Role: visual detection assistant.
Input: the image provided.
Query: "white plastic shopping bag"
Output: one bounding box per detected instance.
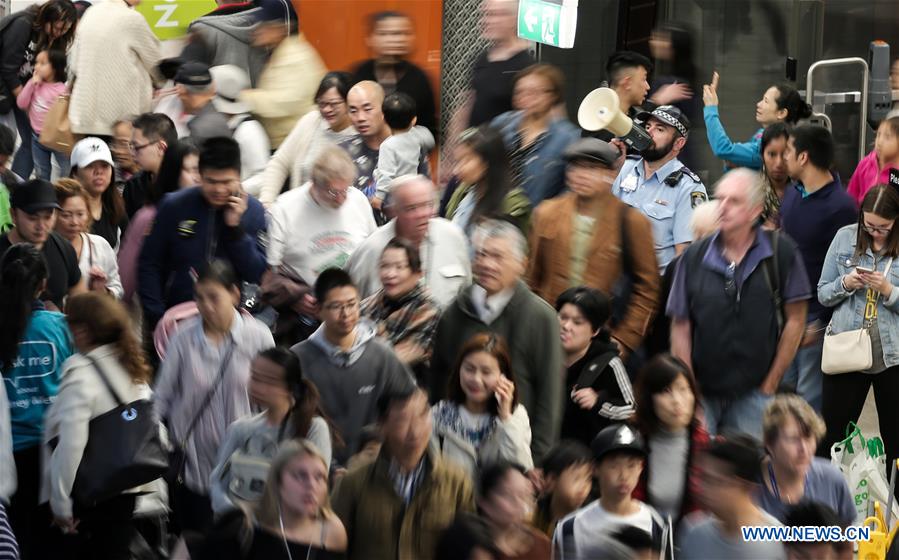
[830,422,899,524]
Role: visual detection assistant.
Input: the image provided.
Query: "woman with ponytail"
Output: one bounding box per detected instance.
[0,243,73,557]
[210,347,335,517]
[40,292,153,558]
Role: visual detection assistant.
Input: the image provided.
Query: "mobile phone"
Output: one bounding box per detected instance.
[856,266,874,274]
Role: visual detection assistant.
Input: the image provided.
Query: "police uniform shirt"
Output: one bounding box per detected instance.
[612,157,708,270]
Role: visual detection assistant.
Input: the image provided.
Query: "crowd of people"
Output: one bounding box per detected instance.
[1,0,899,559]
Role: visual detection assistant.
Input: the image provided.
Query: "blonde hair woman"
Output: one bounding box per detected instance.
[194,440,347,560]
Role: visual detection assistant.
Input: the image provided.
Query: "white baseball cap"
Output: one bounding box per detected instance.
[71,137,114,169]
[210,64,251,115]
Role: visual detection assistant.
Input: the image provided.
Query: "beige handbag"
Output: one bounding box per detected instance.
[38,93,74,155]
[821,258,892,374]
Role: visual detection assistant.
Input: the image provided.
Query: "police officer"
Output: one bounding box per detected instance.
[612,105,707,271]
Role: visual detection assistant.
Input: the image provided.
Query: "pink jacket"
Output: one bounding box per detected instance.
[16,80,66,134]
[117,205,156,303]
[847,150,899,205]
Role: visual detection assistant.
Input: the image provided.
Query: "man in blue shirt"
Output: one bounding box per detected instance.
[612,105,708,272]
[780,125,856,411]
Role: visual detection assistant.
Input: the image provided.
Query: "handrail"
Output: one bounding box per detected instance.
[805,57,869,163]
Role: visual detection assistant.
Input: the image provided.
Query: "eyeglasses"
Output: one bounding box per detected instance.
[724,261,737,298]
[323,301,358,315]
[129,140,158,154]
[317,100,345,111]
[863,223,893,235]
[325,187,349,200]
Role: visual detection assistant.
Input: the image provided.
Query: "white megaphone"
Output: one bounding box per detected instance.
[577,87,653,152]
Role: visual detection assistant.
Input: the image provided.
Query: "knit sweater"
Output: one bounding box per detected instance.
[68,0,161,136]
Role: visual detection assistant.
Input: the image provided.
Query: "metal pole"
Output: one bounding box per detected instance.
[805,57,869,163]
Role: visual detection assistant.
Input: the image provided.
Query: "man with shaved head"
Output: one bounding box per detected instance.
[346,174,471,307]
[339,81,428,218]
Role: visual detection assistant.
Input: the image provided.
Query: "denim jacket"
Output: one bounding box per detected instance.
[491,110,581,205]
[818,224,899,367]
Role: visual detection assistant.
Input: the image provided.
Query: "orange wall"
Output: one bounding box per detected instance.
[297,0,443,93]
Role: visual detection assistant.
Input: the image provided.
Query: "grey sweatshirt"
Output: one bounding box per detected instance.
[291,321,414,465]
[373,126,436,200]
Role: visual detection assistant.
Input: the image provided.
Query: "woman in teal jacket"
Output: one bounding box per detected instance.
[702,72,810,170]
[0,243,73,556]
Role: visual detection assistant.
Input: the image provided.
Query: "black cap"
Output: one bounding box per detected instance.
[11,179,61,214]
[635,105,691,137]
[562,138,619,166]
[174,61,212,87]
[591,424,646,463]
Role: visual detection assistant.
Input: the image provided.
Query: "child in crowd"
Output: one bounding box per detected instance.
[847,115,899,204]
[553,424,671,560]
[533,440,593,537]
[0,124,18,232]
[15,49,69,180]
[431,332,534,477]
[372,91,434,209]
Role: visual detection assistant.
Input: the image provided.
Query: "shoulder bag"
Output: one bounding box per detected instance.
[38,93,75,155]
[68,356,169,507]
[821,258,893,375]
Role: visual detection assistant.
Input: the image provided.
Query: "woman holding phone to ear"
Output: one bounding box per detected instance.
[431,333,534,477]
[818,183,899,469]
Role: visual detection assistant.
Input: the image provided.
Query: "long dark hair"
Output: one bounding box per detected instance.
[0,244,48,367]
[459,126,514,231]
[446,332,519,416]
[256,347,344,449]
[71,161,126,226]
[66,293,151,383]
[634,354,701,435]
[773,83,812,125]
[150,140,198,205]
[30,0,77,51]
[857,184,899,259]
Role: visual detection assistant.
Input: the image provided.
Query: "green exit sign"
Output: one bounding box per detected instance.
[517,0,578,49]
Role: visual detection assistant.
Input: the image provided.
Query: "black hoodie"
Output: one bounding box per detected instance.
[561,337,636,446]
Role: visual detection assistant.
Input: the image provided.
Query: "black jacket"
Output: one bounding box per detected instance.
[560,338,636,446]
[0,9,36,109]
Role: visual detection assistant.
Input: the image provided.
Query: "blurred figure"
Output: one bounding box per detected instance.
[209,348,332,517]
[533,441,593,537]
[0,244,73,557]
[759,122,790,229]
[703,75,811,170]
[352,10,437,136]
[154,260,275,533]
[445,126,531,238]
[756,395,854,525]
[783,503,852,560]
[491,63,580,206]
[592,51,653,145]
[121,112,178,219]
[779,125,856,411]
[477,462,551,559]
[360,238,440,379]
[632,354,709,525]
[331,387,475,560]
[69,137,127,250]
[847,115,899,205]
[346,174,471,307]
[118,140,199,306]
[431,333,533,477]
[40,293,154,558]
[669,168,810,439]
[68,0,161,137]
[53,179,123,298]
[250,72,356,206]
[110,119,140,185]
[372,92,435,210]
[0,0,77,179]
[210,64,270,183]
[290,269,414,466]
[529,138,659,356]
[180,0,268,87]
[555,287,635,446]
[679,436,785,560]
[431,220,562,461]
[175,62,232,148]
[435,514,499,560]
[0,124,19,233]
[195,440,347,560]
[0,179,86,309]
[239,0,327,149]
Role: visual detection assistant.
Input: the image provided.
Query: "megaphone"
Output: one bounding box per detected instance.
[578,88,653,152]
